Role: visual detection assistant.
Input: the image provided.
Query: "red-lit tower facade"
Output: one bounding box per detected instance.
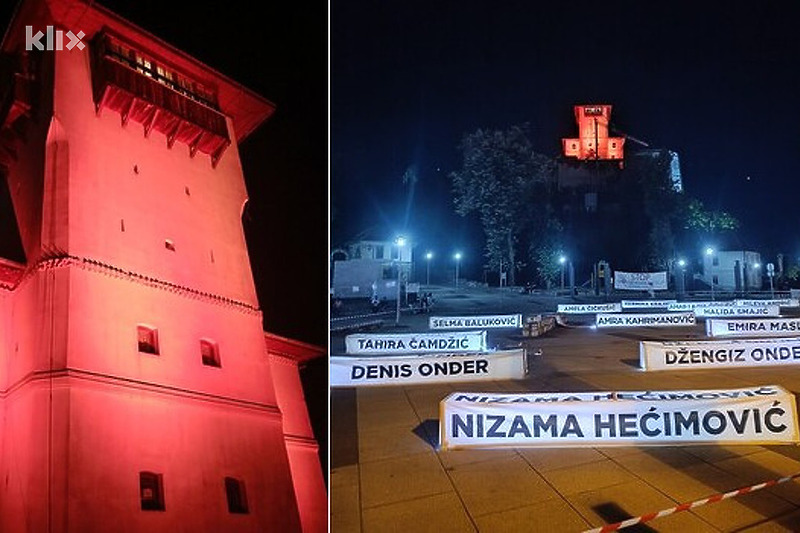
[0,0,326,531]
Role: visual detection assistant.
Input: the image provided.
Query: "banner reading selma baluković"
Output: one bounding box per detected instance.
[640,337,800,371]
[345,331,487,355]
[707,317,800,338]
[439,385,799,449]
[595,312,695,328]
[557,302,621,314]
[614,271,668,291]
[429,314,522,330]
[330,349,526,387]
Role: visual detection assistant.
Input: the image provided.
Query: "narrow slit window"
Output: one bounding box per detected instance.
[140,472,165,511]
[224,477,248,514]
[201,339,221,368]
[137,325,159,355]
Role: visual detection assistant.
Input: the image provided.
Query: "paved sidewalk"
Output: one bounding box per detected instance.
[331,288,800,532]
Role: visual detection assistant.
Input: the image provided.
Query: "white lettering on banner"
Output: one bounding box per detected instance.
[345,331,487,355]
[621,300,677,309]
[735,298,800,308]
[557,303,622,314]
[429,314,523,330]
[614,271,668,291]
[330,349,526,387]
[640,337,800,371]
[706,318,800,338]
[596,312,695,328]
[439,386,799,449]
[693,305,780,318]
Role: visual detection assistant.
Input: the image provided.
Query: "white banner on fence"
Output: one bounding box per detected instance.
[331,349,526,387]
[693,305,780,318]
[439,385,799,449]
[640,337,800,371]
[557,302,622,314]
[614,271,668,291]
[735,298,800,308]
[596,312,696,328]
[345,331,487,355]
[621,300,677,309]
[706,318,800,338]
[668,301,738,312]
[429,314,522,330]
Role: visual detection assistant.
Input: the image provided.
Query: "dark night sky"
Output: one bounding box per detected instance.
[0,0,328,348]
[332,2,800,278]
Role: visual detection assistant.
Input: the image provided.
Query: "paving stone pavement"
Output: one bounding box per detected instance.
[330,286,800,532]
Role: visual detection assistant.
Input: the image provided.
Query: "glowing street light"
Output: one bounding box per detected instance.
[454,252,462,288]
[395,236,406,326]
[559,255,567,290]
[425,251,433,286]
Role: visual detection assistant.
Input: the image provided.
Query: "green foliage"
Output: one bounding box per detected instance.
[450,124,556,285]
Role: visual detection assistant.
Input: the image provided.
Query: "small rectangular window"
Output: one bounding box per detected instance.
[140,472,165,511]
[137,325,159,355]
[200,339,221,368]
[224,477,248,514]
[712,257,719,266]
[712,275,719,285]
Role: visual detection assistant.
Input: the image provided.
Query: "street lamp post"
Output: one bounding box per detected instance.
[676,258,686,296]
[395,237,406,326]
[559,255,566,291]
[454,252,462,288]
[705,247,715,301]
[425,251,433,286]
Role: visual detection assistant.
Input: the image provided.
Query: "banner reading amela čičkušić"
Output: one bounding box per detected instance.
[439,385,799,449]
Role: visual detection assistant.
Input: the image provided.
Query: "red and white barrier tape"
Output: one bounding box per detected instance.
[583,472,800,533]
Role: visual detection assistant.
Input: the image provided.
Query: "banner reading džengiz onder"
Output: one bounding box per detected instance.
[439,386,799,449]
[330,349,526,387]
[640,337,800,371]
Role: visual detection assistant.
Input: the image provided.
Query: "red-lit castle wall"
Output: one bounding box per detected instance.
[0,0,325,531]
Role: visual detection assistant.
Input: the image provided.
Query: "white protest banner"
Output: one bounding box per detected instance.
[706,317,800,338]
[621,300,677,309]
[640,337,800,371]
[668,301,738,312]
[735,298,800,308]
[596,312,695,328]
[693,305,780,318]
[614,271,668,291]
[330,349,526,387]
[429,314,522,330]
[345,331,487,355]
[557,302,622,314]
[439,386,799,449]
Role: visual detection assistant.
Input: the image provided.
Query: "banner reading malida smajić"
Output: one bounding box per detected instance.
[439,386,799,449]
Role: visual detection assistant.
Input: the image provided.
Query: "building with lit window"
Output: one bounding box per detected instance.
[0,0,325,531]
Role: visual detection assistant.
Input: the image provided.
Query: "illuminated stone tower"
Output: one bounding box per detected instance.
[0,0,325,531]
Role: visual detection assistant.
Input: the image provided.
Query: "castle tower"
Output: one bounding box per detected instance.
[0,0,325,531]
